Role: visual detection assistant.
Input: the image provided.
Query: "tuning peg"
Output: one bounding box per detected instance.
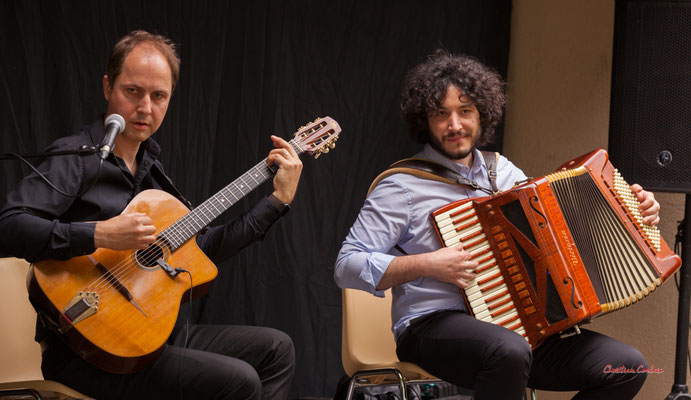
[322,147,330,153]
[328,143,336,149]
[314,152,321,159]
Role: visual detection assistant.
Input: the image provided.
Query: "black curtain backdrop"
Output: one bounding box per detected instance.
[0,1,511,397]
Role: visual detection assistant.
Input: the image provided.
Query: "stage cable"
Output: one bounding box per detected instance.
[176,268,192,400]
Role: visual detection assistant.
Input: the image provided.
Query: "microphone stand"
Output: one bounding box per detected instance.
[0,145,100,161]
[666,194,691,400]
[1,146,103,198]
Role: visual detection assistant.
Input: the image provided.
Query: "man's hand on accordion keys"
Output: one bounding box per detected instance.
[631,184,660,226]
[426,244,479,289]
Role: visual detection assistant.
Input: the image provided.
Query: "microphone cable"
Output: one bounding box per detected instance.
[2,149,105,198]
[2,113,124,198]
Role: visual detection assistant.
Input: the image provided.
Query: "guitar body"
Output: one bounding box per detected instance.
[29,189,218,373]
[25,116,341,374]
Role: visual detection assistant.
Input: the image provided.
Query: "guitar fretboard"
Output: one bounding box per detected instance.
[159,140,301,250]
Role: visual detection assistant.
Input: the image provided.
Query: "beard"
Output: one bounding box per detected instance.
[428,128,480,161]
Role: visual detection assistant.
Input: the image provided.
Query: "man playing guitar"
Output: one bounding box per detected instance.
[0,30,301,400]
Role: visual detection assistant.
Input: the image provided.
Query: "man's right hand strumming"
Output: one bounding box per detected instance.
[94,212,156,250]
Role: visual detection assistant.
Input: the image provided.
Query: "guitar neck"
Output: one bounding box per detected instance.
[160,140,301,250]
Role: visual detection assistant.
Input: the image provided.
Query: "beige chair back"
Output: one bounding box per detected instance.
[341,288,434,381]
[341,288,398,373]
[0,257,92,399]
[0,257,43,382]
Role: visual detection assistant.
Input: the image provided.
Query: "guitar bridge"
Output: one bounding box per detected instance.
[62,291,99,326]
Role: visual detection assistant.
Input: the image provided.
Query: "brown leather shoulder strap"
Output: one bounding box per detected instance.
[478,151,499,194]
[367,157,494,196]
[366,158,459,196]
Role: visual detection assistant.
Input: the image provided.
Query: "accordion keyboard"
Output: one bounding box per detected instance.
[433,200,529,341]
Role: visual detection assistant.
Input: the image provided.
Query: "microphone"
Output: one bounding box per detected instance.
[98,114,126,160]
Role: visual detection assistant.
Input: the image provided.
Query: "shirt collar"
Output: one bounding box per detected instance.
[418,144,487,178]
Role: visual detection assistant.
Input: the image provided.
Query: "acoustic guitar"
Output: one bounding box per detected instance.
[27,117,341,374]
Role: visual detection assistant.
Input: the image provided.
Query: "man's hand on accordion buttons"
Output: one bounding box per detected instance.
[631,184,660,226]
[427,245,479,289]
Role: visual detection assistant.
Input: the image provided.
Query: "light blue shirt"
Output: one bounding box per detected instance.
[334,144,527,340]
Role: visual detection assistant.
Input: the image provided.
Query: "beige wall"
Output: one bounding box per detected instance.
[504,0,687,399]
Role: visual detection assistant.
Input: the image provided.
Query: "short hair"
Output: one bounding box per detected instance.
[106,30,181,90]
[400,49,506,146]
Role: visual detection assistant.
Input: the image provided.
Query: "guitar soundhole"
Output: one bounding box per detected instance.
[135,243,166,269]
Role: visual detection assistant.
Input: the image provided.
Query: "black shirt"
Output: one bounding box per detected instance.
[0,116,285,264]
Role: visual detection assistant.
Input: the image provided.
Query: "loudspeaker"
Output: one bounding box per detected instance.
[609,0,691,193]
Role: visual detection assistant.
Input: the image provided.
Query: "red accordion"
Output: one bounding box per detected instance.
[431,149,681,349]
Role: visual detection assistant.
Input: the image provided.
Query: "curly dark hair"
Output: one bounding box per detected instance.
[400,49,506,146]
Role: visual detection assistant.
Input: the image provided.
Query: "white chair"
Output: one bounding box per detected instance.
[0,257,90,399]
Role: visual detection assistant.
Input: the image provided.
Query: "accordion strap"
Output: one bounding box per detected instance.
[478,150,499,194]
[366,151,498,196]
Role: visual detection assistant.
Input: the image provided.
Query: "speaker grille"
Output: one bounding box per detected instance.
[609,0,691,193]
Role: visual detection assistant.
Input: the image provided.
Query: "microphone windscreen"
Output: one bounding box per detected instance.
[105,114,126,133]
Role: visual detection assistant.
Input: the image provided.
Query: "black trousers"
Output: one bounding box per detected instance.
[41,324,295,400]
[396,310,647,400]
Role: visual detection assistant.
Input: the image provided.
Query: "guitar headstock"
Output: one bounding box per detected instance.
[291,117,341,159]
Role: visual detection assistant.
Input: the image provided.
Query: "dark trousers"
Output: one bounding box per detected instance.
[41,324,295,400]
[396,310,647,400]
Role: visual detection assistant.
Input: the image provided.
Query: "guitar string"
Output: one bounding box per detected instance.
[85,160,273,295]
[84,137,304,294]
[84,138,307,297]
[87,137,305,292]
[84,163,269,298]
